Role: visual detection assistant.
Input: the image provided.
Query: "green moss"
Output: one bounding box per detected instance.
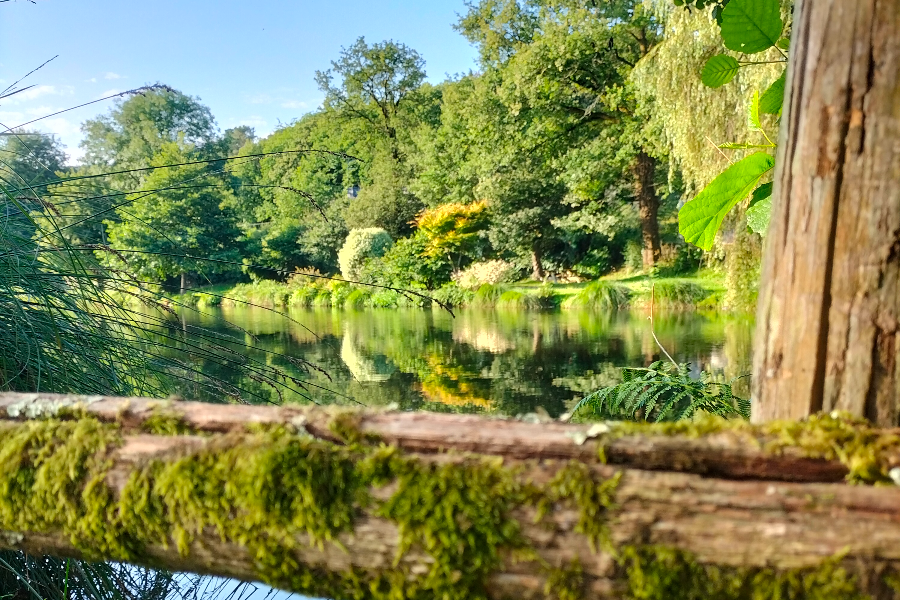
[540,462,621,552]
[140,407,195,436]
[327,410,382,445]
[0,419,123,558]
[621,545,870,600]
[2,415,895,600]
[761,412,900,485]
[377,455,532,600]
[597,412,900,485]
[544,559,585,600]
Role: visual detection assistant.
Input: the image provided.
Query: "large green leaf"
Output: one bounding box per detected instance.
[720,0,783,54]
[759,71,786,114]
[701,55,740,88]
[679,152,775,250]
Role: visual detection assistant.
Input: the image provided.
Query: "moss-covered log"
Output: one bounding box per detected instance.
[2,393,900,599]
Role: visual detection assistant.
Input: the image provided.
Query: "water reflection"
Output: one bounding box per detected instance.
[172,307,755,416]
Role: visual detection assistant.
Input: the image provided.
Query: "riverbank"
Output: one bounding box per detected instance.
[170,270,727,311]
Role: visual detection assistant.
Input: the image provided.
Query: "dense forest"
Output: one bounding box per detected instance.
[3,0,785,311]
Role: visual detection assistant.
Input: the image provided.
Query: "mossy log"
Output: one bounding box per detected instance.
[2,393,900,599]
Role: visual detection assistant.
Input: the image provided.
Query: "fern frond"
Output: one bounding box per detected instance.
[573,362,751,423]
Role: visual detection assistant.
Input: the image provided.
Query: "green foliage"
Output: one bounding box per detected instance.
[701,55,741,88]
[679,152,774,250]
[719,0,783,54]
[759,71,786,115]
[640,281,709,307]
[622,545,869,600]
[80,87,216,182]
[746,181,773,235]
[677,0,787,251]
[564,281,630,311]
[337,228,393,281]
[573,361,750,422]
[471,283,508,306]
[105,143,243,282]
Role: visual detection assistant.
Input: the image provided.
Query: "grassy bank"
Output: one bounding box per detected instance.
[170,270,726,311]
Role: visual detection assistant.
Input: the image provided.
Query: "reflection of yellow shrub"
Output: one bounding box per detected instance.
[419,381,492,408]
[417,354,493,408]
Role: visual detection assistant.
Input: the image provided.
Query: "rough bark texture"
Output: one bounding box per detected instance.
[3,393,900,599]
[753,0,900,425]
[634,151,661,269]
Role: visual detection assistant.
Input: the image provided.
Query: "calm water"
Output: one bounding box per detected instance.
[173,307,755,415]
[148,306,754,599]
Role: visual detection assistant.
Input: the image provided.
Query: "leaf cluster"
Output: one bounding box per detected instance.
[573,361,750,422]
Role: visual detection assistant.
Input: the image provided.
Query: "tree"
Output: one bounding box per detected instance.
[458,0,668,269]
[316,38,433,237]
[80,87,217,179]
[0,132,67,243]
[316,37,426,161]
[228,111,359,275]
[753,0,900,426]
[106,143,242,292]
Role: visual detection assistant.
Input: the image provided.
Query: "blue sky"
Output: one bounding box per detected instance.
[0,0,479,162]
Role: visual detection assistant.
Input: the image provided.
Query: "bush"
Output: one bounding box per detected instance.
[637,281,708,308]
[338,228,393,281]
[470,283,508,306]
[573,246,612,278]
[344,287,371,309]
[564,281,630,310]
[452,260,518,289]
[496,290,542,309]
[365,234,451,289]
[430,283,474,308]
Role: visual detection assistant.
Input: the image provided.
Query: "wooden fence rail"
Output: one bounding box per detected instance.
[1,392,900,599]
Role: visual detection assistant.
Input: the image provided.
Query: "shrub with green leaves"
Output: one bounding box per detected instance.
[573,361,750,422]
[337,227,393,281]
[680,0,789,249]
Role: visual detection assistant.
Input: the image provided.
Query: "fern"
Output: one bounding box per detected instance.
[572,361,750,423]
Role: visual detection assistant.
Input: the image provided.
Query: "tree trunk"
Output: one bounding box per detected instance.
[634,151,661,269]
[531,243,545,280]
[753,0,900,425]
[3,393,900,599]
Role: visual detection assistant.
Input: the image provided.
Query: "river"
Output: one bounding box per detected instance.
[171,306,755,416]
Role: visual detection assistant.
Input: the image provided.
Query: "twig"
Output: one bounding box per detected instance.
[649,283,678,367]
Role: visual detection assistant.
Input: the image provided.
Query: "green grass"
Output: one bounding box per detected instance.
[175,269,726,313]
[563,281,631,310]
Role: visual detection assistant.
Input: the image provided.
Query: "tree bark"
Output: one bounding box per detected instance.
[531,243,545,280]
[753,0,900,425]
[634,151,661,269]
[3,393,900,599]
[179,272,196,295]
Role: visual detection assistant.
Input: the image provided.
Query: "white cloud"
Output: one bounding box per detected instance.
[2,84,73,104]
[104,72,122,80]
[0,110,26,124]
[85,77,98,83]
[248,94,272,105]
[281,100,308,109]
